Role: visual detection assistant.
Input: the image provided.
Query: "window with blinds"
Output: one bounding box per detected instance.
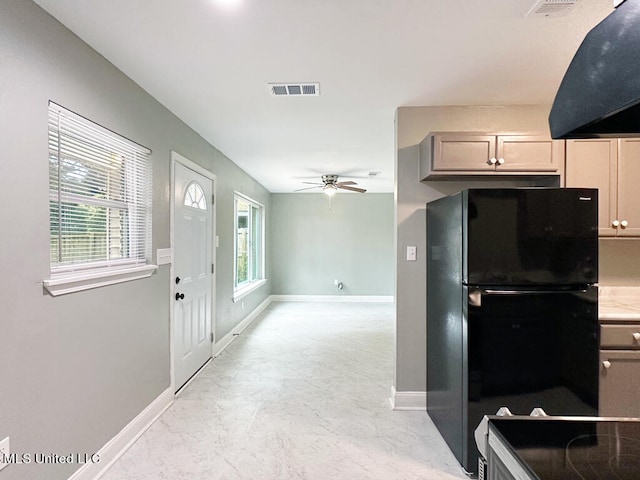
[48,102,152,274]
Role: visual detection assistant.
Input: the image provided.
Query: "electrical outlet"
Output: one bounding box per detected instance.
[0,437,10,471]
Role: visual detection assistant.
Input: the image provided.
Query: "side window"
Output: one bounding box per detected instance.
[234,193,264,292]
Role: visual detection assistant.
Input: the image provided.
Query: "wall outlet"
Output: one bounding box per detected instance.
[0,437,10,471]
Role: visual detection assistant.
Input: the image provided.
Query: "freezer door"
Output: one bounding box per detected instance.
[464,188,598,285]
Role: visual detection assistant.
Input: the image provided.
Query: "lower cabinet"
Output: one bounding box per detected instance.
[599,348,640,417]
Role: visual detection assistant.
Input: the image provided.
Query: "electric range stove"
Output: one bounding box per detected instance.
[475,416,640,480]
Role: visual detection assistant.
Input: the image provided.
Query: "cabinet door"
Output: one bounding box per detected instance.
[565,139,618,237]
[616,139,640,237]
[432,133,496,171]
[496,135,563,172]
[599,350,640,417]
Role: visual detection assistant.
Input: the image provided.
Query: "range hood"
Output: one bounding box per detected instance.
[549,0,640,138]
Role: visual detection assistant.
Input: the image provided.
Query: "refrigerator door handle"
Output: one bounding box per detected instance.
[481,288,589,295]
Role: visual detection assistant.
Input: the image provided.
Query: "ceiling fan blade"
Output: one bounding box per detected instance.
[336,181,357,186]
[301,181,324,185]
[294,186,323,192]
[338,185,367,193]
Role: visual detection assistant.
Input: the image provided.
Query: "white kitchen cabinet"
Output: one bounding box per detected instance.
[566,138,640,237]
[599,316,640,417]
[616,139,640,236]
[599,349,640,417]
[419,132,564,180]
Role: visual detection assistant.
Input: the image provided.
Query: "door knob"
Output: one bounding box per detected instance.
[613,220,620,227]
[175,292,185,301]
[488,157,497,165]
[497,158,505,165]
[621,220,629,228]
[633,332,640,341]
[602,360,612,369]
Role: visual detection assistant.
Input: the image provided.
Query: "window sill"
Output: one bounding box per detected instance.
[44,264,158,296]
[233,278,267,303]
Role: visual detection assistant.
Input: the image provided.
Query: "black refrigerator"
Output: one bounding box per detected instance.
[426,188,599,476]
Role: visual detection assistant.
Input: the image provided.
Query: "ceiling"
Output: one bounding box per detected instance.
[33,0,614,193]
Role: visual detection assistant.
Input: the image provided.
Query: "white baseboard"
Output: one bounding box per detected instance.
[389,386,426,411]
[68,387,173,480]
[270,295,394,303]
[212,295,273,357]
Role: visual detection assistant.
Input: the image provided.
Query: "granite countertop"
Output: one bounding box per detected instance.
[599,286,640,321]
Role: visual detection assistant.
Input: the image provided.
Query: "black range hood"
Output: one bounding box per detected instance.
[549,0,640,139]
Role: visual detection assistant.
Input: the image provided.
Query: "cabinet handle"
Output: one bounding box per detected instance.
[633,332,640,341]
[488,157,497,165]
[612,220,620,228]
[621,220,629,228]
[497,158,505,165]
[602,360,612,369]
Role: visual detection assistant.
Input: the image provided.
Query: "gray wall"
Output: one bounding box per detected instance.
[394,105,559,392]
[0,2,269,480]
[270,193,394,296]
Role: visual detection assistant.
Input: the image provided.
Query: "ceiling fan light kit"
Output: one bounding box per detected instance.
[323,184,338,197]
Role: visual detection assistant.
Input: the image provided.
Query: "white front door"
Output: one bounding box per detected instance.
[173,158,214,391]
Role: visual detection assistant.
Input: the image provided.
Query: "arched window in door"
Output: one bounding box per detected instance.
[184,181,207,210]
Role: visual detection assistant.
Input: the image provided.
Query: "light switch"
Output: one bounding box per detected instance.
[157,248,173,265]
[406,245,417,261]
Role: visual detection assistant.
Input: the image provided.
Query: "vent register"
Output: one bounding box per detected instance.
[523,0,583,17]
[268,83,320,96]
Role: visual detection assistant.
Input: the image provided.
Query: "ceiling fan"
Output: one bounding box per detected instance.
[295,174,367,196]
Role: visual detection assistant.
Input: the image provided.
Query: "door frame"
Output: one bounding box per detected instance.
[170,151,217,394]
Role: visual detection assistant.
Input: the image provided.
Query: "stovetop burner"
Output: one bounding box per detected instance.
[487,418,640,480]
[565,431,640,480]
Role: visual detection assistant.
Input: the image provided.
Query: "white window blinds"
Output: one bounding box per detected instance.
[48,102,152,273]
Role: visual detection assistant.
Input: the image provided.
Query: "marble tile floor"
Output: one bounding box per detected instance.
[101,301,467,480]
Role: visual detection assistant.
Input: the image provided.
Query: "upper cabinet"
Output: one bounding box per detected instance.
[419,132,565,180]
[566,139,640,237]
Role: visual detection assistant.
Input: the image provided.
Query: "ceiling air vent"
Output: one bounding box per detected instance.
[522,0,583,17]
[268,83,320,96]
